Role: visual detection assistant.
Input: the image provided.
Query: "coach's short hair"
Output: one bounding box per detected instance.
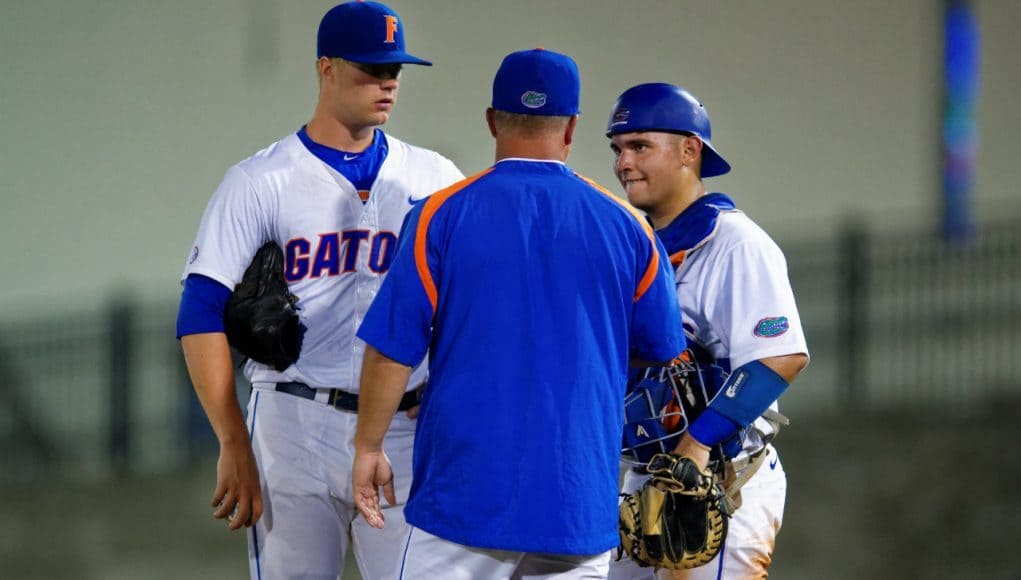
[491,110,572,137]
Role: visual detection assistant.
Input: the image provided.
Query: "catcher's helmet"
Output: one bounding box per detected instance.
[622,352,715,465]
[606,83,731,178]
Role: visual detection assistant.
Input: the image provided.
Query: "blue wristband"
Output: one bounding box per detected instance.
[688,360,790,446]
[687,408,740,447]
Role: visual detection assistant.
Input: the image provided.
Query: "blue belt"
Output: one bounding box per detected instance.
[274,382,420,413]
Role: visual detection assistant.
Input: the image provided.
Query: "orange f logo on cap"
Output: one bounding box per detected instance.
[384,15,398,43]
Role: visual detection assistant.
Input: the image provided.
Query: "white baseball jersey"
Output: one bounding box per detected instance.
[182,131,464,391]
[678,209,807,370]
[676,209,808,455]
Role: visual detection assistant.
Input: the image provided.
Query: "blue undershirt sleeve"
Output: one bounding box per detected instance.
[176,274,233,339]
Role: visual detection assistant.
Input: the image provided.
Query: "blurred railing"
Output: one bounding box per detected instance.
[1,216,1019,485]
[784,214,1021,416]
[0,296,212,485]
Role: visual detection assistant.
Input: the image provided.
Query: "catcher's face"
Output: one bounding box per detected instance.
[611,132,703,221]
[322,57,401,130]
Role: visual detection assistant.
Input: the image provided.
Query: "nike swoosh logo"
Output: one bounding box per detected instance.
[343,154,359,161]
[769,458,779,470]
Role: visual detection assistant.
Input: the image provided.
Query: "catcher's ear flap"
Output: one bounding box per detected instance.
[622,419,670,463]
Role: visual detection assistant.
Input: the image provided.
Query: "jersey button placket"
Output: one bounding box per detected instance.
[351,198,378,386]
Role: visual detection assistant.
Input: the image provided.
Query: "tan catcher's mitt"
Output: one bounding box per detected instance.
[619,453,732,570]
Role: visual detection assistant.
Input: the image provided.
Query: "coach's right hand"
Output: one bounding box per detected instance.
[353,450,396,529]
[212,439,264,530]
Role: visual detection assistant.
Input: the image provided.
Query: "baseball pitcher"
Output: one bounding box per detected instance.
[176,3,463,578]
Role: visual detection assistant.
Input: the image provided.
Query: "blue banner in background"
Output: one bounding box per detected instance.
[942,0,980,244]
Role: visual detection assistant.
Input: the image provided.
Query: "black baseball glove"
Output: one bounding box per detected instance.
[618,453,731,570]
[223,242,305,371]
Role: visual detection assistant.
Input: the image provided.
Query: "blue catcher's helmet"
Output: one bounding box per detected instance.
[606,83,731,178]
[622,347,743,465]
[622,365,690,465]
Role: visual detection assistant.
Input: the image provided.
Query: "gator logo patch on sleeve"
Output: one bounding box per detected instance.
[754,316,789,338]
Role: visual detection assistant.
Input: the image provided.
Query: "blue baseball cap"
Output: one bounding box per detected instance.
[491,48,580,116]
[317,1,431,66]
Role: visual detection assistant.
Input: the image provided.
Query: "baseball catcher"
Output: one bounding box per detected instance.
[607,81,808,579]
[223,241,305,371]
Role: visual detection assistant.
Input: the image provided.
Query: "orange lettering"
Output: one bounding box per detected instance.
[384,15,398,43]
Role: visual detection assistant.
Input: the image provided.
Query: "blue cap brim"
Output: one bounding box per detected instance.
[345,51,432,66]
[701,140,731,178]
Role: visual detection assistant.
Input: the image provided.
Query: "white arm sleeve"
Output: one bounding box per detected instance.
[707,238,809,370]
[181,165,272,289]
[443,157,466,184]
